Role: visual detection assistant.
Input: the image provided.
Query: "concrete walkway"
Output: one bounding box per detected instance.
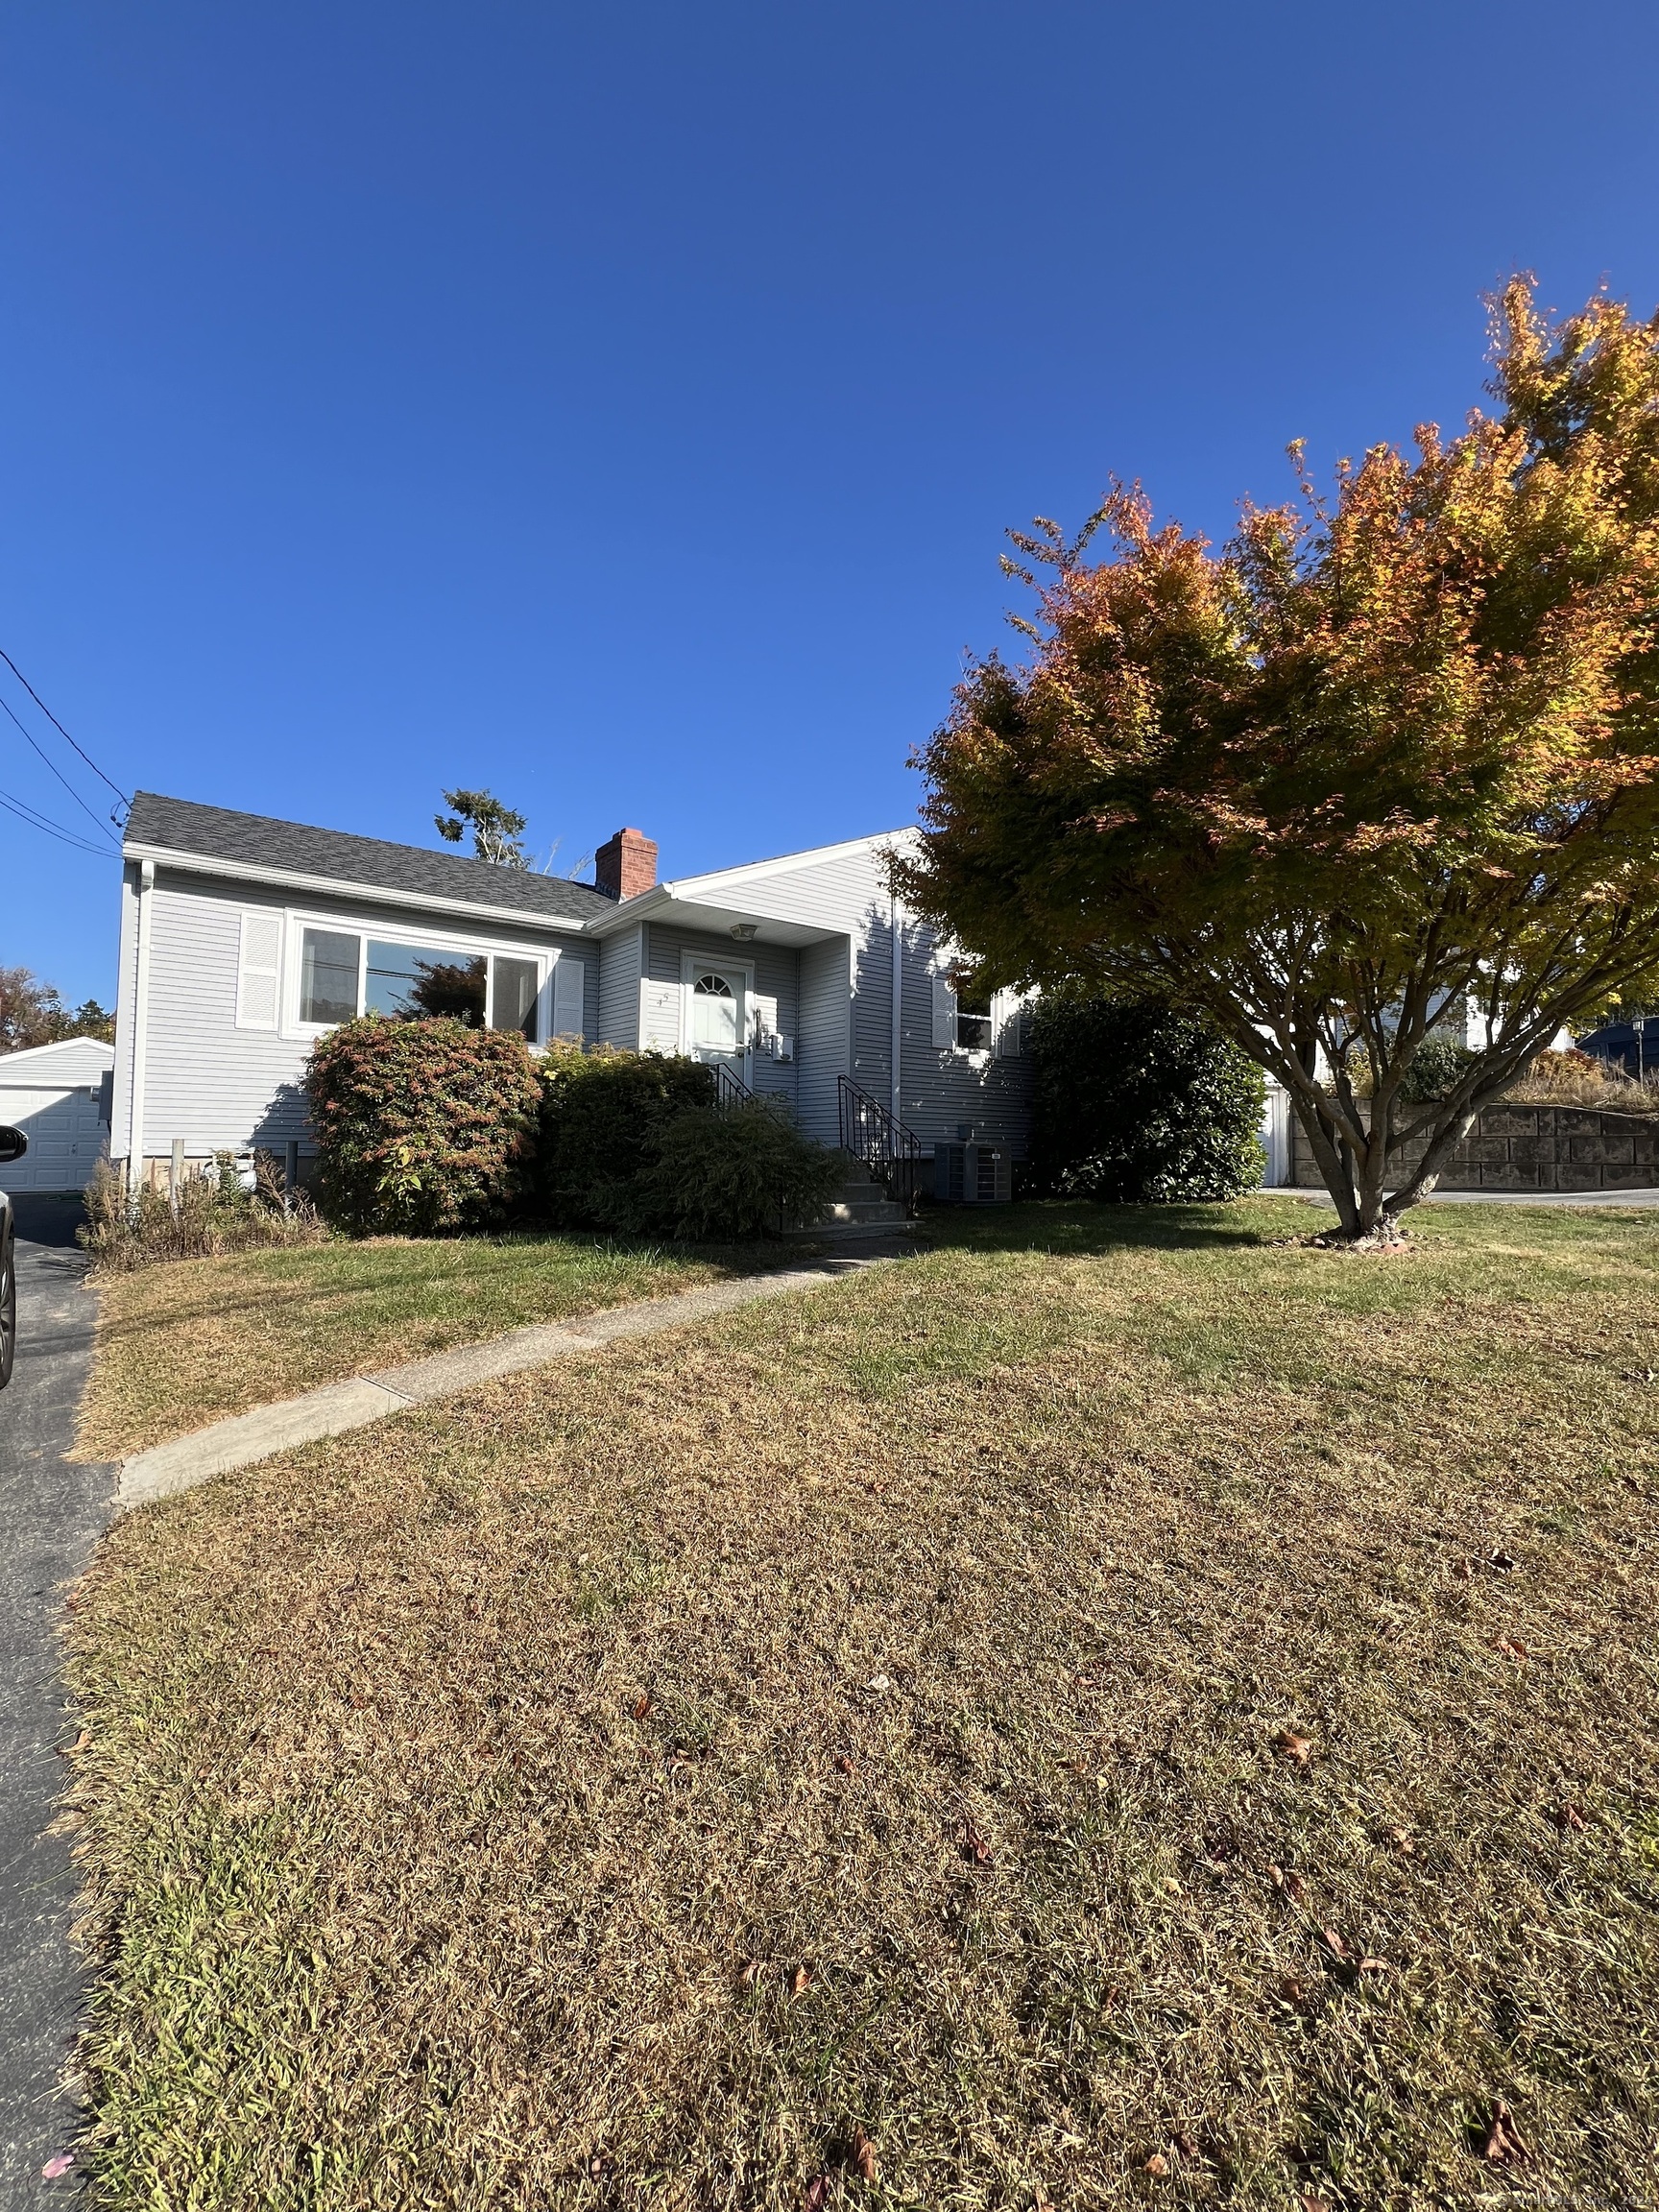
[1,1201,111,2207]
[116,1240,913,1510]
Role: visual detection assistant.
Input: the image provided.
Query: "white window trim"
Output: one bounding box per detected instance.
[281,907,558,1046]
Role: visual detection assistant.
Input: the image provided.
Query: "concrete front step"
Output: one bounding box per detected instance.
[824,1198,907,1225]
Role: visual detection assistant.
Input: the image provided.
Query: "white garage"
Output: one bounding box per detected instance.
[0,1035,115,1194]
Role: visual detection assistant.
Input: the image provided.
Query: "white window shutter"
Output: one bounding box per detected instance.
[994,990,1027,1056]
[551,954,586,1041]
[236,911,282,1030]
[931,971,957,1049]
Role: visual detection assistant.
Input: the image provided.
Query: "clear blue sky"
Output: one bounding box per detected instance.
[4,1,1658,1006]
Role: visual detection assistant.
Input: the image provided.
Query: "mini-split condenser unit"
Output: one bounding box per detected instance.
[932,1141,1012,1205]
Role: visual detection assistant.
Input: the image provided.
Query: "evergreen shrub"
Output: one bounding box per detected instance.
[305,1017,541,1234]
[536,1046,717,1226]
[1029,995,1264,1202]
[1398,1034,1479,1103]
[607,1097,845,1239]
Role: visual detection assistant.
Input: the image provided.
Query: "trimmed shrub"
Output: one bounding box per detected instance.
[604,1097,844,1239]
[1399,1033,1479,1103]
[305,1017,541,1235]
[1029,995,1264,1202]
[535,1046,717,1227]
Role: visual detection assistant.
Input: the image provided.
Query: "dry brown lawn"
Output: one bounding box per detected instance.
[75,1232,749,1458]
[63,1199,1659,2208]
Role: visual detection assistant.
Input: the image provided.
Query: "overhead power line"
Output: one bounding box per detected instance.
[0,643,131,807]
[0,694,119,845]
[0,784,116,858]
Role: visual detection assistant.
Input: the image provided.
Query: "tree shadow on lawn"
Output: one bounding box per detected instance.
[916,1193,1320,1259]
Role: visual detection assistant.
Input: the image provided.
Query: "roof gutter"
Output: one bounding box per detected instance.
[122,842,596,937]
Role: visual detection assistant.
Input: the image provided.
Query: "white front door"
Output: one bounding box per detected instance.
[685,962,749,1073]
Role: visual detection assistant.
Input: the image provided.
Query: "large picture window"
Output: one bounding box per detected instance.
[366,940,487,1025]
[300,929,361,1025]
[297,926,543,1039]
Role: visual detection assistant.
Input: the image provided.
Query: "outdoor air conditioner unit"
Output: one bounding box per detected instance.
[932,1141,1012,1205]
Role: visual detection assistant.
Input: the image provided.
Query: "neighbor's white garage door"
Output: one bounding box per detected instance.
[0,1079,108,1193]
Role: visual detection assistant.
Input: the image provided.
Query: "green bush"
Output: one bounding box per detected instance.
[1028,995,1264,1202]
[536,1046,717,1227]
[305,1017,541,1235]
[1399,1033,1479,1103]
[603,1097,845,1239]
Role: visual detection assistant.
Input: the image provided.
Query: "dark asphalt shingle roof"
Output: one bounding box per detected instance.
[124,792,615,926]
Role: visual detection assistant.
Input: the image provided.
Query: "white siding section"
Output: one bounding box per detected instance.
[797,937,852,1144]
[129,868,595,1161]
[109,862,141,1163]
[894,909,1031,1156]
[596,923,643,1048]
[640,924,799,1108]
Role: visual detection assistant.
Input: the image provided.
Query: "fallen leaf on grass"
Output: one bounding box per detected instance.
[1275,1731,1315,1768]
[959,1819,995,1869]
[735,1959,759,1988]
[1268,1863,1307,1903]
[789,1964,813,1996]
[1385,1824,1415,1856]
[1300,2194,1331,2212]
[833,1754,854,1774]
[1492,1636,1528,1663]
[632,1695,653,1719]
[1550,1801,1587,1833]
[1482,2099,1530,2164]
[851,2126,878,2182]
[804,2178,829,2210]
[1319,1927,1350,1961]
[864,1674,891,1694]
[1170,2128,1201,2158]
[41,2154,73,2180]
[1142,2152,1169,2176]
[1356,1956,1390,1973]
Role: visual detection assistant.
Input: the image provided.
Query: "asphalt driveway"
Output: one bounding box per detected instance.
[1,1200,111,2206]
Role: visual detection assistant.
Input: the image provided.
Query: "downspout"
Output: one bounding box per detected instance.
[889,894,903,1125]
[127,857,155,1190]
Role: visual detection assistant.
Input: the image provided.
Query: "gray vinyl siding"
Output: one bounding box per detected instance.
[110,862,141,1160]
[894,908,1031,1157]
[596,923,643,1049]
[128,867,595,1161]
[639,924,799,1109]
[690,842,1033,1157]
[796,937,852,1144]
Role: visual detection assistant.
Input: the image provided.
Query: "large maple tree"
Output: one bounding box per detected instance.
[895,281,1659,1238]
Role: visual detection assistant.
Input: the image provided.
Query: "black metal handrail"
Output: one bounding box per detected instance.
[837,1075,924,1213]
[711,1061,756,1111]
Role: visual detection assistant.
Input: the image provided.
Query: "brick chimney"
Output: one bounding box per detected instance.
[594,826,658,902]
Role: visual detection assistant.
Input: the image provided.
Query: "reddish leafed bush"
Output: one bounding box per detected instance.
[305,1017,541,1234]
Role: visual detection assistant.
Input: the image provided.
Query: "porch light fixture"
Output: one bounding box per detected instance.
[729,922,759,941]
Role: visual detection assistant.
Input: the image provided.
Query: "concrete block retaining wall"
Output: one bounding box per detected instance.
[1289,1103,1659,1192]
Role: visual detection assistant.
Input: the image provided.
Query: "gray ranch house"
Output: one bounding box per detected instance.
[111,793,1032,1191]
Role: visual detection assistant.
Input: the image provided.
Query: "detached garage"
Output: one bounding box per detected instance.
[0,1035,114,1194]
